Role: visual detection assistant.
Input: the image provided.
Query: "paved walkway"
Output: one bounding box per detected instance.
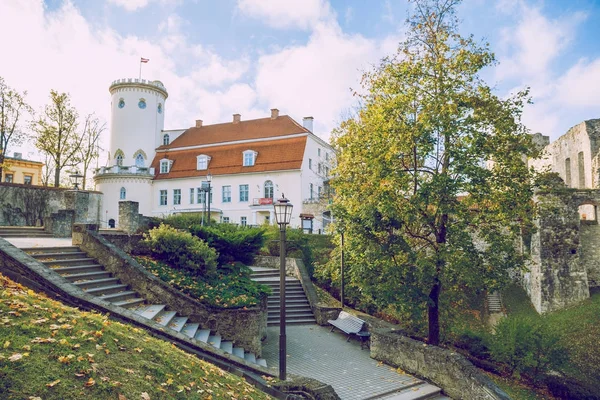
[4,237,73,248]
[262,325,425,400]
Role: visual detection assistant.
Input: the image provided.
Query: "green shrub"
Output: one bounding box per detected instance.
[455,329,490,360]
[162,215,266,266]
[143,224,218,277]
[487,314,568,384]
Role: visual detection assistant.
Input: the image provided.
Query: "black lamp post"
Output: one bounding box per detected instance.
[69,171,83,190]
[339,225,345,309]
[273,194,293,381]
[206,172,212,225]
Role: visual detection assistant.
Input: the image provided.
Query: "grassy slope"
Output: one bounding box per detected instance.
[0,273,273,400]
[502,284,600,389]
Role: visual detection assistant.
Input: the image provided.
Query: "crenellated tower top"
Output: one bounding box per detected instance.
[109,78,168,99]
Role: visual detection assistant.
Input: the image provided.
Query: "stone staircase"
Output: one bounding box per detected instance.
[22,245,267,367]
[487,291,503,313]
[0,226,52,238]
[251,267,315,326]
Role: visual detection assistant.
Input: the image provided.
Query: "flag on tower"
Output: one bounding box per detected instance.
[140,57,149,63]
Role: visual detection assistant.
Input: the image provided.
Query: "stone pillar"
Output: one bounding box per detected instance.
[530,192,590,313]
[45,210,75,238]
[118,201,140,234]
[72,223,99,246]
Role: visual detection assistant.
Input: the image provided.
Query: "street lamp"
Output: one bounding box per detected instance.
[273,194,293,381]
[206,172,212,225]
[338,224,345,309]
[69,171,83,190]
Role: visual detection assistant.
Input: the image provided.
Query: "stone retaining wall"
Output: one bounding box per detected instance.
[73,224,267,354]
[370,329,510,400]
[254,256,341,325]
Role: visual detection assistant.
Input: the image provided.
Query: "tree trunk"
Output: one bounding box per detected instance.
[53,164,60,187]
[428,278,441,345]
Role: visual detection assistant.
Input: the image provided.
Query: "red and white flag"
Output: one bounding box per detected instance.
[140,57,149,63]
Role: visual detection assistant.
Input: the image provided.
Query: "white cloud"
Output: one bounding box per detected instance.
[554,58,600,107]
[236,0,334,30]
[107,0,150,12]
[254,22,398,138]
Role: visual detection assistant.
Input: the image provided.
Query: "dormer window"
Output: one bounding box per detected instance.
[243,150,257,167]
[160,158,172,174]
[163,134,170,146]
[196,154,211,170]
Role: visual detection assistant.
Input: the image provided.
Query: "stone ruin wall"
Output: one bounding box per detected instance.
[0,182,102,227]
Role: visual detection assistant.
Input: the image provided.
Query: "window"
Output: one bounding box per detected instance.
[243,150,257,166]
[318,148,321,157]
[159,190,167,206]
[578,151,585,188]
[120,187,126,200]
[173,189,181,205]
[222,216,230,224]
[325,152,329,161]
[157,103,162,114]
[138,98,146,109]
[565,158,572,187]
[160,159,171,174]
[23,175,32,185]
[5,174,13,183]
[118,98,125,109]
[135,153,145,167]
[318,186,322,199]
[190,188,195,204]
[310,183,314,200]
[309,158,312,170]
[196,155,210,170]
[264,180,274,199]
[239,184,249,202]
[318,163,322,174]
[241,216,247,226]
[222,185,231,203]
[197,187,205,204]
[163,134,170,145]
[116,154,123,166]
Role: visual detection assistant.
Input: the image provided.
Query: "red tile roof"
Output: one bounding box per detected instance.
[151,136,307,180]
[158,115,309,150]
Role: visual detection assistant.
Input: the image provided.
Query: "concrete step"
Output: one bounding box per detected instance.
[85,284,129,296]
[41,258,98,267]
[256,358,267,367]
[208,334,221,349]
[113,297,145,308]
[268,303,311,311]
[50,264,105,275]
[268,311,315,319]
[134,304,166,320]
[0,232,53,238]
[73,277,120,289]
[168,316,188,332]
[154,310,177,326]
[232,347,244,358]
[382,383,442,400]
[22,246,81,254]
[220,341,233,354]
[99,290,138,303]
[195,329,211,343]
[62,270,112,282]
[181,323,200,338]
[28,251,87,260]
[244,352,256,364]
[268,318,316,326]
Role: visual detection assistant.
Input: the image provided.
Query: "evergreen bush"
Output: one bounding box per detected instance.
[143,224,218,277]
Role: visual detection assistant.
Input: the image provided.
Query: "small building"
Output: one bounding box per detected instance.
[1,153,43,185]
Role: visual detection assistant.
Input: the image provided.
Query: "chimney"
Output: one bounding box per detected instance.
[195,119,203,128]
[271,108,279,119]
[233,114,241,124]
[302,116,314,132]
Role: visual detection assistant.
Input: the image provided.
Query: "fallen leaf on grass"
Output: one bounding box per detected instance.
[46,379,61,387]
[3,341,10,349]
[118,395,127,400]
[141,392,150,400]
[84,377,96,387]
[9,353,23,362]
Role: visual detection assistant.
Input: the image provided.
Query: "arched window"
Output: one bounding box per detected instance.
[264,180,274,199]
[116,154,123,166]
[135,153,145,167]
[163,134,170,146]
[120,187,126,200]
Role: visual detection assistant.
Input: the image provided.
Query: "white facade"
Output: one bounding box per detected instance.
[95,78,334,231]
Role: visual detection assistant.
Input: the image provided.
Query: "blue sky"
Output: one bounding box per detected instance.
[1,0,599,160]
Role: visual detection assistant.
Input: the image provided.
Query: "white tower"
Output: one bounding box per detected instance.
[94,78,168,227]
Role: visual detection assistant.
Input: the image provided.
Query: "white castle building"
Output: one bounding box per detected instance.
[94,78,334,231]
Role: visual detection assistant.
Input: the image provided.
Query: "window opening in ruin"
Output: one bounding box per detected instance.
[565,158,571,187]
[578,151,585,188]
[578,204,597,223]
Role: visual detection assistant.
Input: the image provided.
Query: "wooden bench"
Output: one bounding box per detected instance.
[328,311,370,347]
